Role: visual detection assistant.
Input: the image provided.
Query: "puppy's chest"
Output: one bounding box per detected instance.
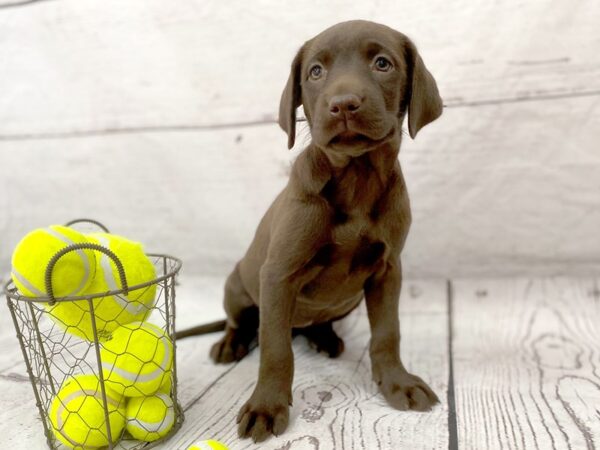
[319,172,393,272]
[331,215,387,273]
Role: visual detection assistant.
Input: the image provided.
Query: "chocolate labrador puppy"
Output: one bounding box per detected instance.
[210,19,443,442]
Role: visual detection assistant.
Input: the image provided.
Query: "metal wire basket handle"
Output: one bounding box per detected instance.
[45,243,129,305]
[64,218,111,233]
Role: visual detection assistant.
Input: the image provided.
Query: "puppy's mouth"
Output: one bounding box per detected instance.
[327,128,395,151]
[330,131,373,146]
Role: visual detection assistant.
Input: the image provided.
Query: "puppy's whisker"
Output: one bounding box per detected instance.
[299,124,312,149]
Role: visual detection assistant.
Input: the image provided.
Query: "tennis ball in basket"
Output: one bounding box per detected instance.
[49,374,126,449]
[126,393,175,442]
[10,225,96,298]
[48,233,157,341]
[101,321,173,397]
[187,440,229,450]
[158,372,172,394]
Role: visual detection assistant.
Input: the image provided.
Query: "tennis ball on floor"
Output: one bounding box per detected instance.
[49,374,125,449]
[11,225,96,298]
[126,393,175,442]
[48,233,157,341]
[101,322,173,397]
[187,440,229,450]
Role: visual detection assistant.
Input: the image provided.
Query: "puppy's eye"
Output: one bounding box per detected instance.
[373,56,393,72]
[309,64,323,80]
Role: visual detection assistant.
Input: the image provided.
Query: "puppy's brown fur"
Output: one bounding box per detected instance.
[210,20,443,442]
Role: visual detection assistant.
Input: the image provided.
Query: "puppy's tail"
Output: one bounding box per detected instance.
[175,319,227,340]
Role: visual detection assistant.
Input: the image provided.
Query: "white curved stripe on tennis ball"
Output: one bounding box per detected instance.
[11,227,92,297]
[102,323,172,383]
[43,227,91,296]
[127,393,175,436]
[10,267,44,296]
[54,388,122,448]
[96,235,146,315]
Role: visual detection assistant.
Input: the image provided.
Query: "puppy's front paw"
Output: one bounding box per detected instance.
[237,391,290,442]
[378,369,439,412]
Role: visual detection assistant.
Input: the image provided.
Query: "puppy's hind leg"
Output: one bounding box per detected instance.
[210,264,258,364]
[296,321,345,358]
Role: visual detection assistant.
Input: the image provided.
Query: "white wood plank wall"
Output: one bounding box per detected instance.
[0,0,599,279]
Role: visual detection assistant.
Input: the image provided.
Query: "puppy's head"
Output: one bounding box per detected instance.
[279,20,443,153]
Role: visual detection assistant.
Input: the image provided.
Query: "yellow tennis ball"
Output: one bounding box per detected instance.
[158,372,172,394]
[187,440,229,450]
[100,322,173,397]
[125,393,175,442]
[11,225,96,298]
[49,374,125,449]
[48,233,157,341]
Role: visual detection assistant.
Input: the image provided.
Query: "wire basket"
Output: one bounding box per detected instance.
[3,219,183,450]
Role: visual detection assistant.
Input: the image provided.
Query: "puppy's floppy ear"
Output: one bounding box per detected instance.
[405,40,443,139]
[279,45,305,149]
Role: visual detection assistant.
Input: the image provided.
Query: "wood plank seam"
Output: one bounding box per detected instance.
[0,0,53,10]
[182,355,247,413]
[1,90,599,142]
[447,280,458,450]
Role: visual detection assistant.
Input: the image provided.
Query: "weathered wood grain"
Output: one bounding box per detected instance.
[0,275,238,450]
[0,127,291,279]
[0,0,598,136]
[452,277,600,450]
[156,278,449,450]
[4,275,600,449]
[0,377,49,448]
[1,2,600,279]
[0,276,448,449]
[3,92,600,281]
[0,0,52,8]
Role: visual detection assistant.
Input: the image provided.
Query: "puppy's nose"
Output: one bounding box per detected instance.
[329,94,362,117]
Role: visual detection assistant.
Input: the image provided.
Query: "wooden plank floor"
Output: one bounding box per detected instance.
[452,278,600,450]
[164,278,449,450]
[1,275,599,449]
